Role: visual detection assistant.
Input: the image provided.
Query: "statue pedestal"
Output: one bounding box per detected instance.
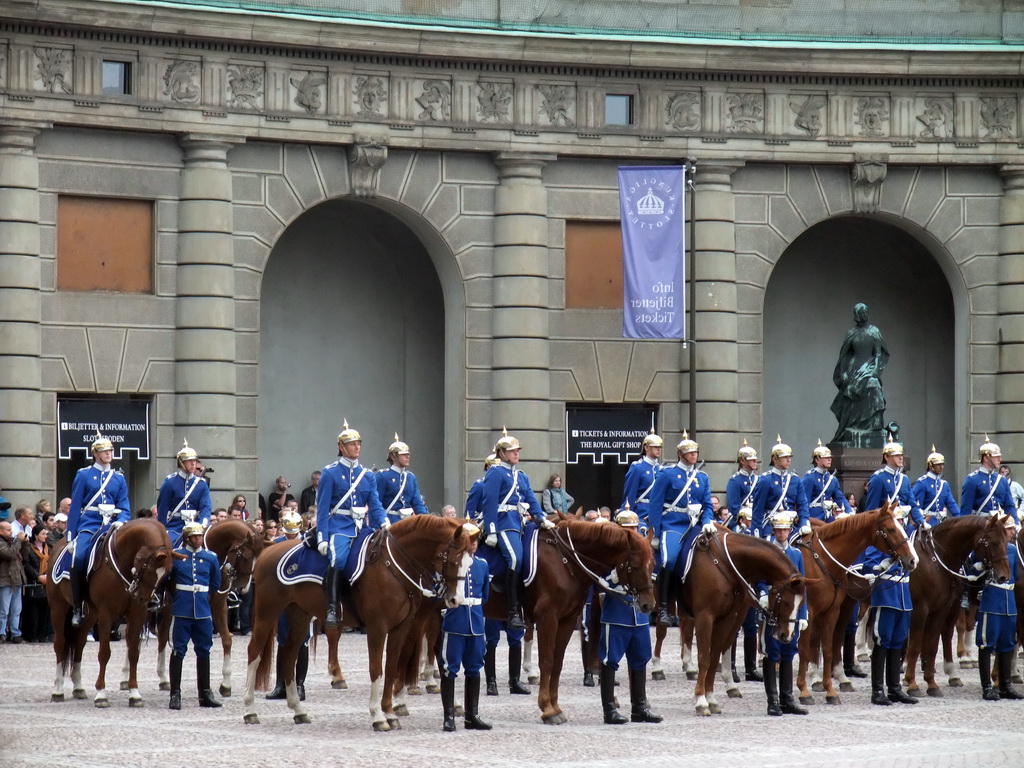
[828,445,881,503]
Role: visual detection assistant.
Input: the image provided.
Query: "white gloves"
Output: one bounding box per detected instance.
[485,534,498,548]
[758,593,770,610]
[317,541,329,556]
[799,524,812,537]
[650,537,660,551]
[380,519,391,530]
[701,522,717,535]
[111,521,124,529]
[875,558,893,573]
[920,521,931,531]
[540,518,556,530]
[798,619,808,632]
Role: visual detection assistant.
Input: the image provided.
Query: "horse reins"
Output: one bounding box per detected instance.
[922,527,995,584]
[105,528,163,604]
[550,526,635,599]
[214,536,257,596]
[381,530,452,599]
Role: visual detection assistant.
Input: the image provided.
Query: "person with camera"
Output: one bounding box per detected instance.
[268,476,296,523]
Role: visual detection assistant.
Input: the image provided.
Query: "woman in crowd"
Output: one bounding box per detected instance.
[541,474,575,516]
[231,494,252,521]
[263,519,279,543]
[22,525,52,643]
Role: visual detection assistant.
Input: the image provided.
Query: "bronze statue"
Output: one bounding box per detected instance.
[830,303,889,448]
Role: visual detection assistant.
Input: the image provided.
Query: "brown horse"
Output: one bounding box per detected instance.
[47,519,181,707]
[794,504,917,705]
[651,612,697,682]
[482,517,656,724]
[152,520,264,696]
[903,514,1011,696]
[676,527,810,715]
[241,515,473,729]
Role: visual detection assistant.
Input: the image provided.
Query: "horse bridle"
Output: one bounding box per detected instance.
[549,526,644,600]
[704,531,792,627]
[381,529,460,600]
[216,536,257,596]
[925,527,998,583]
[105,528,165,605]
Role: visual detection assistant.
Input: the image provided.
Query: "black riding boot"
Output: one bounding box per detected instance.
[324,567,341,629]
[870,644,891,705]
[505,571,526,630]
[998,650,1024,700]
[509,644,530,694]
[886,647,916,704]
[197,655,222,708]
[730,642,740,683]
[844,632,867,677]
[744,632,763,681]
[168,653,183,710]
[441,674,457,731]
[266,653,286,699]
[70,567,87,628]
[581,635,595,687]
[601,664,627,724]
[763,658,782,716]
[979,647,999,700]
[485,645,499,696]
[629,667,662,723]
[778,657,808,715]
[463,676,492,730]
[296,644,308,702]
[655,572,673,627]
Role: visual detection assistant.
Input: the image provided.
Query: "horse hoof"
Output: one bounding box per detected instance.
[219,685,231,698]
[709,702,723,714]
[407,685,423,696]
[243,713,260,725]
[331,679,348,690]
[119,681,130,691]
[686,672,697,681]
[394,704,410,717]
[372,720,391,732]
[386,717,402,730]
[695,705,711,717]
[419,671,431,681]
[811,682,824,692]
[528,675,539,685]
[959,661,975,670]
[948,678,963,688]
[294,713,312,725]
[425,683,440,694]
[129,698,144,709]
[51,693,64,703]
[839,682,855,693]
[926,688,944,698]
[651,670,666,681]
[727,688,742,699]
[542,712,566,725]
[825,695,841,705]
[159,682,171,692]
[95,699,110,709]
[798,695,814,706]
[73,690,87,700]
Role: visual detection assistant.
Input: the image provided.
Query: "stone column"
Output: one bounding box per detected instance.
[0,121,47,502]
[176,134,243,493]
[996,164,1024,458]
[692,161,743,483]
[491,152,555,478]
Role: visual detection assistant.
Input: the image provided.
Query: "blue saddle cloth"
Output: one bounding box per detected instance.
[478,523,539,587]
[51,522,113,583]
[673,526,703,582]
[276,526,375,586]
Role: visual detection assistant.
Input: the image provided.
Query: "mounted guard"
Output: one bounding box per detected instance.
[961,436,1020,523]
[157,439,212,546]
[727,439,763,682]
[751,436,811,540]
[622,429,664,529]
[377,433,429,525]
[913,446,960,526]
[802,440,852,522]
[866,440,927,531]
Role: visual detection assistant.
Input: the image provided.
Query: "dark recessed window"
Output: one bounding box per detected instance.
[605,94,633,126]
[102,61,131,95]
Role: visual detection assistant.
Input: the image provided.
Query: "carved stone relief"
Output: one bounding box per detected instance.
[227,64,264,110]
[538,84,575,127]
[855,96,889,138]
[0,43,7,89]
[791,94,826,137]
[416,79,451,121]
[354,75,388,118]
[981,96,1016,139]
[163,60,201,104]
[347,134,389,197]
[851,154,887,213]
[665,91,701,132]
[34,47,72,94]
[916,96,954,139]
[290,71,326,114]
[477,82,512,123]
[725,93,763,134]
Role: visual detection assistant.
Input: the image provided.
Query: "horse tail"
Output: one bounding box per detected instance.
[254,620,277,691]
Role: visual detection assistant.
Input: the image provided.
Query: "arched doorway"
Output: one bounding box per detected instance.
[258,199,445,512]
[763,216,958,485]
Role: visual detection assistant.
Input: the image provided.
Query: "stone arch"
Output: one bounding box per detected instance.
[230,142,495,502]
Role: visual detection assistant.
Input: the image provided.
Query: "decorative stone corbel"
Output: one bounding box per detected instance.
[347,134,389,198]
[851,153,887,213]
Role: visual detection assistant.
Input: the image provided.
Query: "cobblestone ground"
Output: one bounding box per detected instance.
[2,631,1023,767]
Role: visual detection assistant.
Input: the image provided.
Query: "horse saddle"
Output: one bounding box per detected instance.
[479,524,540,588]
[276,525,375,587]
[51,523,115,584]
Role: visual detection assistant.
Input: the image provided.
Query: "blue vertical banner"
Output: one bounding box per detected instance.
[618,166,685,339]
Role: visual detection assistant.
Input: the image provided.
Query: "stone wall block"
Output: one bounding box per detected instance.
[492,244,547,277]
[693,219,737,254]
[0,253,43,289]
[494,183,547,216]
[0,354,41,389]
[786,166,828,225]
[492,338,548,369]
[697,340,741,371]
[733,164,785,195]
[492,369,549,400]
[492,307,548,338]
[694,401,739,432]
[694,282,738,313]
[0,221,40,256]
[593,340,633,403]
[696,311,739,343]
[176,329,236,363]
[0,187,40,222]
[442,215,493,253]
[0,288,40,322]
[265,175,302,225]
[180,168,233,202]
[174,363,238,398]
[178,200,233,234]
[423,183,461,232]
[814,165,854,215]
[997,284,1024,315]
[0,423,42,456]
[735,194,768,226]
[928,197,964,244]
[735,252,773,287]
[0,322,40,357]
[0,154,40,189]
[694,370,739,401]
[904,167,945,226]
[960,254,998,291]
[0,390,41,423]
[999,225,1024,259]
[734,224,787,267]
[282,145,325,209]
[494,214,548,246]
[768,195,806,242]
[176,263,234,296]
[176,296,236,329]
[311,145,350,199]
[694,188,736,221]
[493,275,548,307]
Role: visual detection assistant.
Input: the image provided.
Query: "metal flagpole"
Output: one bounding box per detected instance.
[685,157,697,436]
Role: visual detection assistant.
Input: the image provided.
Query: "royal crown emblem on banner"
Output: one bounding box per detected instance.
[637,188,665,215]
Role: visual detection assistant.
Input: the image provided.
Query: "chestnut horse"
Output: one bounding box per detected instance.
[241,515,473,729]
[903,513,1011,697]
[677,526,811,716]
[482,517,656,724]
[47,519,181,707]
[152,520,264,696]
[794,504,917,705]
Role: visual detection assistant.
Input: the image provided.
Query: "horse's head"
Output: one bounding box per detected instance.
[612,527,656,614]
[767,574,812,644]
[873,504,918,571]
[122,520,181,602]
[439,520,477,610]
[974,513,1012,585]
[224,526,264,594]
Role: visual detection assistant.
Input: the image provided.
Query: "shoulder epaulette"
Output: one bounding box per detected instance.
[165,472,177,479]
